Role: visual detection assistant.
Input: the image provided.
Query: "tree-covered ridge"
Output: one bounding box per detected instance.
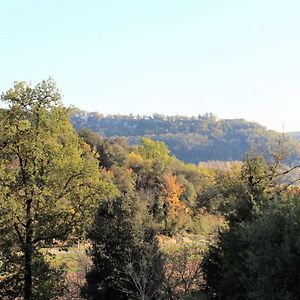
[288,131,300,142]
[71,110,300,164]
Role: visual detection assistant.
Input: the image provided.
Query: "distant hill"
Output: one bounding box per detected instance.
[71,110,300,164]
[288,132,300,142]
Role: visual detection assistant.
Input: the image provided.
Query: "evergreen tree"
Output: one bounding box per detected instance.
[82,193,164,300]
[202,153,300,299]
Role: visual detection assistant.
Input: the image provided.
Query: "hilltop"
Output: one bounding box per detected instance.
[71,110,300,164]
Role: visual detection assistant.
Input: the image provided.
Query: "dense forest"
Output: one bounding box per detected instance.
[2,80,300,300]
[71,110,300,164]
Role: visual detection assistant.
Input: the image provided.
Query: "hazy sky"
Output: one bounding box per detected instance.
[1,0,300,131]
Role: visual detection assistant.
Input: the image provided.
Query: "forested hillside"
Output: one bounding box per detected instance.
[288,131,300,142]
[71,110,300,164]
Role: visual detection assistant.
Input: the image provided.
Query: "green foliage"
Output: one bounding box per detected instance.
[136,137,172,165]
[0,249,66,300]
[4,80,300,299]
[177,174,197,207]
[215,153,278,223]
[82,194,164,300]
[202,225,248,299]
[71,111,300,164]
[0,79,116,299]
[81,131,219,234]
[202,153,300,299]
[243,198,300,300]
[98,137,131,169]
[78,127,103,149]
[203,196,300,300]
[188,213,224,237]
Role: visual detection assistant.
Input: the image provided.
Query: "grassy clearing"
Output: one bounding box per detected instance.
[46,214,222,299]
[46,246,89,273]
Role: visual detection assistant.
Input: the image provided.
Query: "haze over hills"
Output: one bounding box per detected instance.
[70,110,300,164]
[288,132,300,142]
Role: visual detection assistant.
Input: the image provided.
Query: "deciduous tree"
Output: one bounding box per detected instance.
[0,79,114,299]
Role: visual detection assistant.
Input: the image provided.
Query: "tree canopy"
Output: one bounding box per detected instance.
[0,79,115,299]
[71,110,300,164]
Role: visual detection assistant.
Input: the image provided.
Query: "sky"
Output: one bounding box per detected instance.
[1,0,300,132]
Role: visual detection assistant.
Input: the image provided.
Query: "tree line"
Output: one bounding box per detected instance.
[71,110,300,164]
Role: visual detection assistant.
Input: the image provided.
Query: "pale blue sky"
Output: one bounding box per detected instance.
[1,0,300,131]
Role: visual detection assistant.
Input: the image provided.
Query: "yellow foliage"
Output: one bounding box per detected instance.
[128,152,144,164]
[163,175,189,216]
[81,141,92,152]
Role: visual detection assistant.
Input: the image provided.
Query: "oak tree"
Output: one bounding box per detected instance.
[0,79,113,299]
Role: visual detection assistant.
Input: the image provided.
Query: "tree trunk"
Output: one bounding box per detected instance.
[24,199,33,300]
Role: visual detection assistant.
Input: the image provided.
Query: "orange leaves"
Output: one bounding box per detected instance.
[164,175,184,199]
[163,175,189,217]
